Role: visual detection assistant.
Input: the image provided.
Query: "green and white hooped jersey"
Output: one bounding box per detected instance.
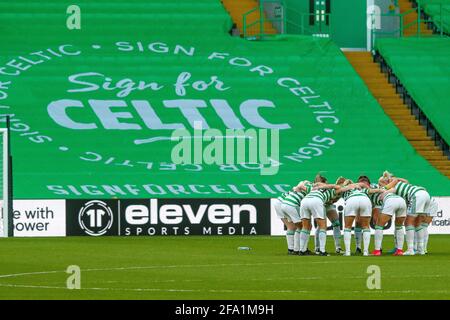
[281,191,304,207]
[394,181,426,202]
[369,183,402,206]
[369,183,383,206]
[277,192,289,202]
[281,183,313,207]
[342,188,369,201]
[305,188,336,204]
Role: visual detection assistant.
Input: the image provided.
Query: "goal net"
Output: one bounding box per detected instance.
[0,126,11,237]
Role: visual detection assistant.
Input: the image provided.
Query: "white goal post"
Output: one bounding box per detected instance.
[0,127,10,237]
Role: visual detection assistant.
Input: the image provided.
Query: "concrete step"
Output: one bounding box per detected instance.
[430,160,450,167]
[389,114,417,121]
[405,133,433,140]
[376,98,405,106]
[344,50,447,176]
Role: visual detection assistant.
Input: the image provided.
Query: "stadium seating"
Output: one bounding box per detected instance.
[0,0,449,199]
[375,37,450,146]
[399,0,434,36]
[421,0,450,34]
[344,51,450,179]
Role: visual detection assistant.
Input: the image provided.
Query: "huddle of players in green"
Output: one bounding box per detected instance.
[273,171,438,256]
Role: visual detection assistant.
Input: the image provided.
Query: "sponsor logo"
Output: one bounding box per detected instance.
[65,198,270,236]
[11,200,66,237]
[66,199,119,236]
[78,200,114,236]
[1,200,66,237]
[120,198,270,236]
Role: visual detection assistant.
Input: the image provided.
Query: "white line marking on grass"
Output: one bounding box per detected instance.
[0,283,310,294]
[0,261,362,279]
[0,283,200,292]
[249,274,449,282]
[1,262,449,296]
[103,279,202,284]
[1,262,447,282]
[0,270,61,279]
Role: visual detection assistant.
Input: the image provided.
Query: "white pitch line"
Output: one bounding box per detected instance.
[0,283,311,294]
[1,261,447,281]
[249,274,448,281]
[0,270,61,279]
[0,261,363,279]
[1,262,449,295]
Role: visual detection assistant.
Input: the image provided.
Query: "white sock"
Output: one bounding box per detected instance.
[344,228,352,254]
[393,228,398,249]
[417,223,427,253]
[374,226,383,250]
[332,221,341,249]
[286,230,295,250]
[405,226,415,251]
[314,228,320,251]
[299,229,310,252]
[363,228,371,254]
[355,227,362,249]
[319,229,327,252]
[294,229,301,252]
[414,230,418,251]
[424,226,429,252]
[395,225,404,250]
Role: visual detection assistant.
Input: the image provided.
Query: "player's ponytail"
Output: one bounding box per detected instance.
[335,176,346,186]
[314,172,327,183]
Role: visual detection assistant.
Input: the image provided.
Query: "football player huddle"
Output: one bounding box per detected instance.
[273,171,438,257]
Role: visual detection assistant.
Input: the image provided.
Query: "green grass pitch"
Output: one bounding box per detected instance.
[1,235,449,300]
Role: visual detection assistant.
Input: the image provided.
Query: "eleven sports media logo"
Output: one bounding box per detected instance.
[0,41,339,182]
[73,199,271,236]
[78,200,114,236]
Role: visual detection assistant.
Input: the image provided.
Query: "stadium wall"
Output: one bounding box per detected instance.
[3,197,450,237]
[286,0,367,48]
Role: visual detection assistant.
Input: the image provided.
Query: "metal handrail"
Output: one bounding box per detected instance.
[243,0,286,39]
[370,1,449,47]
[245,13,332,38]
[417,1,450,36]
[243,7,258,38]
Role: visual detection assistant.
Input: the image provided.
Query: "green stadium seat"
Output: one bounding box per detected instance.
[376,37,450,148]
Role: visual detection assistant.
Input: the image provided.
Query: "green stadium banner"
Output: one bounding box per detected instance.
[1,0,449,199]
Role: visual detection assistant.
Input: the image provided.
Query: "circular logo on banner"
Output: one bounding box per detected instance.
[78,200,114,236]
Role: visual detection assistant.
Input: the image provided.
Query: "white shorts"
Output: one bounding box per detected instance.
[381,197,406,217]
[408,190,431,216]
[300,197,325,220]
[273,199,285,220]
[280,203,302,224]
[344,196,372,217]
[428,197,438,217]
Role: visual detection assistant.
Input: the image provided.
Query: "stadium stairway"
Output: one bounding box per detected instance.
[399,0,434,36]
[344,51,450,178]
[221,0,278,36]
